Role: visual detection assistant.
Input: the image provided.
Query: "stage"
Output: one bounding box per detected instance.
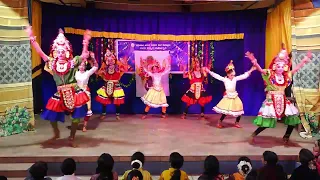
[0,114,315,178]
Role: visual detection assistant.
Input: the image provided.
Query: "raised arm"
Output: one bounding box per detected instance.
[235,66,256,81]
[80,30,92,60]
[204,67,225,82]
[291,51,312,75]
[160,57,171,75]
[245,51,267,75]
[25,26,49,61]
[143,66,153,77]
[87,52,98,76]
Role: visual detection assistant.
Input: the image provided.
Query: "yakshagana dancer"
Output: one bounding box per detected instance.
[96,48,129,120]
[204,61,256,128]
[181,58,212,119]
[25,26,91,147]
[141,56,171,119]
[245,46,312,144]
[75,52,98,132]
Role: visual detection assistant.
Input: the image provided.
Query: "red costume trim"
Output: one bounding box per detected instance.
[95,96,125,105]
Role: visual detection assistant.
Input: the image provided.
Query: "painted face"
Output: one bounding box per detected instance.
[227,70,236,78]
[79,63,86,72]
[195,64,201,71]
[275,62,285,74]
[105,49,112,57]
[152,66,159,73]
[56,47,66,60]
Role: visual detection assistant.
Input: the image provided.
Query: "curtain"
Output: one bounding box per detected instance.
[265,0,292,68]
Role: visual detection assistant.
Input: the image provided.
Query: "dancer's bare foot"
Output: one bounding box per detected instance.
[141,115,147,119]
[181,114,186,119]
[283,137,289,145]
[68,137,78,148]
[161,114,166,119]
[100,115,106,121]
[116,115,120,120]
[216,123,223,129]
[249,136,255,144]
[82,126,87,132]
[234,122,242,128]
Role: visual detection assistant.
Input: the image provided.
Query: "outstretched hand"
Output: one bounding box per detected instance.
[245,51,256,63]
[25,25,33,37]
[303,51,312,63]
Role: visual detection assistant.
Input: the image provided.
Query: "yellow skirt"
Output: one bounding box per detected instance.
[141,88,168,108]
[213,96,244,117]
[97,87,125,98]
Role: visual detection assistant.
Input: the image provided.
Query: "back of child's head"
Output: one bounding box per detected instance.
[61,158,76,175]
[263,151,278,166]
[131,151,145,169]
[170,152,184,180]
[127,169,143,180]
[237,156,252,176]
[29,161,48,180]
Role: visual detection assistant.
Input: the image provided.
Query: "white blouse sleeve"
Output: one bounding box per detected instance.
[87,66,98,76]
[208,71,225,82]
[235,72,250,81]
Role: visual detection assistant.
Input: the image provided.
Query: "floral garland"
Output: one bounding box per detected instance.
[119,74,136,88]
[0,106,32,137]
[210,41,215,84]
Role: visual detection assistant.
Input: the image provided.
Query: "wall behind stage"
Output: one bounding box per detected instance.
[0,0,34,124]
[39,3,267,116]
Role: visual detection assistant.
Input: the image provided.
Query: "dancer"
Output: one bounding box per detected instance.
[245,47,312,143]
[25,26,91,147]
[141,56,171,119]
[75,52,98,132]
[204,61,255,128]
[96,48,129,120]
[181,59,212,119]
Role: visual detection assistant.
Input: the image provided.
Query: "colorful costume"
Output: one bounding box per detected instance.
[27,27,91,147]
[246,47,312,142]
[75,58,98,131]
[181,62,212,119]
[141,61,170,118]
[96,49,126,119]
[207,61,253,128]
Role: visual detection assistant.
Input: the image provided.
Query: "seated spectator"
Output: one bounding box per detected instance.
[290,148,320,180]
[0,176,7,180]
[120,152,152,180]
[231,156,252,180]
[198,156,224,180]
[25,161,52,180]
[57,158,80,180]
[127,170,143,180]
[160,152,189,180]
[257,151,287,180]
[245,170,257,180]
[91,153,118,180]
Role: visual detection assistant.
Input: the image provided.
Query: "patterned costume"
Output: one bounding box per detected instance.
[181,61,212,119]
[27,26,91,147]
[207,61,254,128]
[141,59,171,118]
[246,47,312,143]
[96,49,126,119]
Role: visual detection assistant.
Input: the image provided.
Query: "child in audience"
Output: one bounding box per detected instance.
[231,157,252,180]
[198,156,224,180]
[25,161,52,180]
[290,148,320,180]
[127,170,143,180]
[257,151,287,180]
[91,153,118,180]
[57,158,81,180]
[160,152,189,180]
[121,152,152,180]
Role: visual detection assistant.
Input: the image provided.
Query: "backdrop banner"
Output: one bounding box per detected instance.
[116,40,189,97]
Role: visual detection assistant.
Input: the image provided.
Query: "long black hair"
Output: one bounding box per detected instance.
[96,153,114,180]
[131,152,145,169]
[299,148,316,166]
[201,155,220,180]
[170,152,184,180]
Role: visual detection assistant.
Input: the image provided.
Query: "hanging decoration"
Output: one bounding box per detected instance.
[210,41,215,83]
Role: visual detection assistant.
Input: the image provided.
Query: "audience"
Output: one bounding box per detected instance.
[91,153,118,180]
[244,170,257,180]
[0,176,7,180]
[127,170,143,180]
[257,151,287,180]
[289,148,320,180]
[121,152,152,180]
[230,156,252,180]
[25,161,52,180]
[198,155,224,180]
[57,158,81,180]
[159,152,189,180]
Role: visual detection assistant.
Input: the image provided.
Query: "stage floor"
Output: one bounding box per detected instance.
[0,114,315,161]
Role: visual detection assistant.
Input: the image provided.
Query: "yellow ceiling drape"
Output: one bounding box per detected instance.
[265,0,292,68]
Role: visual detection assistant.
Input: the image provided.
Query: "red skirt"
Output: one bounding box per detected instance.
[181,89,212,107]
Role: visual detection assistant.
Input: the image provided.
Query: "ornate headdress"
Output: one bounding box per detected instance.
[146,56,160,70]
[104,48,117,65]
[50,29,73,60]
[225,60,235,72]
[269,44,290,71]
